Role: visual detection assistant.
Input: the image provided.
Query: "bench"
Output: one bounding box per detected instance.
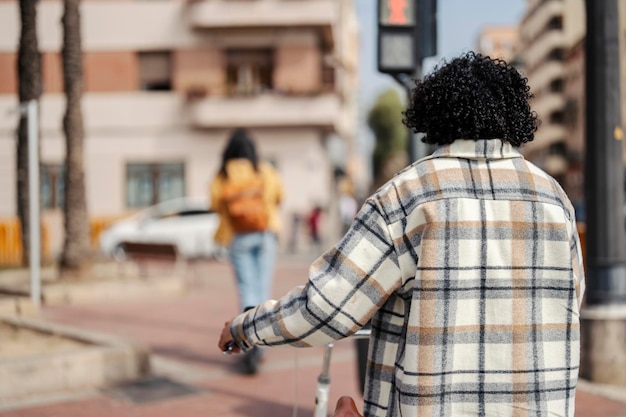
[118,242,187,278]
[120,242,178,261]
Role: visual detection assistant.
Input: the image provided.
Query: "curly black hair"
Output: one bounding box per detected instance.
[403,52,538,147]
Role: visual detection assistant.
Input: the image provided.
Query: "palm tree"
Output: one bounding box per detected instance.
[16,0,42,266]
[59,0,91,278]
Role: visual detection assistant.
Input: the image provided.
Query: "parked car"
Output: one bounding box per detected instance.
[99,197,225,261]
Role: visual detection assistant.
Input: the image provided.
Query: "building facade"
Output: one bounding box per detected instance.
[476,25,519,63]
[0,0,359,257]
[516,0,626,220]
[517,0,585,184]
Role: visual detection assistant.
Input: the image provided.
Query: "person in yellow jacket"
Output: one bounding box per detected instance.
[210,128,283,374]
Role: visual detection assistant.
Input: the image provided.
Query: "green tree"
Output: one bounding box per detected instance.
[59,0,91,278]
[16,0,42,266]
[367,89,407,188]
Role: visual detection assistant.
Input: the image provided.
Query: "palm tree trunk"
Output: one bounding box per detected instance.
[60,0,91,278]
[16,0,42,266]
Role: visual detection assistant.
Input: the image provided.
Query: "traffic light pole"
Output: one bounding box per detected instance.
[580,0,626,386]
[392,71,425,163]
[378,0,436,163]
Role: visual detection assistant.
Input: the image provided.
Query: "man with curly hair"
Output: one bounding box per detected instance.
[219,52,585,417]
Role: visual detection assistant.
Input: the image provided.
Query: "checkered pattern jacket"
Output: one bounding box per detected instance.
[231,139,586,417]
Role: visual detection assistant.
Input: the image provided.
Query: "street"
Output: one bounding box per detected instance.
[0,256,625,416]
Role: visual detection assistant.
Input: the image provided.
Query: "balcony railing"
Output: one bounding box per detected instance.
[527,61,565,94]
[522,124,566,154]
[0,93,185,133]
[520,0,564,46]
[188,0,337,29]
[532,92,565,120]
[522,30,565,70]
[188,93,341,129]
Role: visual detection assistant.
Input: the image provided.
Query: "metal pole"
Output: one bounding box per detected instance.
[313,343,334,417]
[583,0,626,306]
[26,99,41,309]
[581,0,626,386]
[393,73,424,163]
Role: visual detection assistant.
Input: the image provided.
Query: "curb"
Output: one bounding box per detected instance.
[0,295,37,318]
[577,378,626,404]
[0,316,150,404]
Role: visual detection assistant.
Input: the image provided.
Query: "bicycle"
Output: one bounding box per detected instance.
[313,328,371,417]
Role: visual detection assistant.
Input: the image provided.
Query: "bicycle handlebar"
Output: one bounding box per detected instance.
[352,328,371,339]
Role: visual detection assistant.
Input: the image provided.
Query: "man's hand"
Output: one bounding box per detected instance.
[218,320,241,354]
[331,396,362,417]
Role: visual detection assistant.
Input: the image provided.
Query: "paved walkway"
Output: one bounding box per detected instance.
[1,255,626,416]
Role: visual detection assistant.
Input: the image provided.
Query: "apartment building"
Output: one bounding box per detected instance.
[476,25,519,63]
[0,0,359,257]
[517,0,585,182]
[518,0,626,217]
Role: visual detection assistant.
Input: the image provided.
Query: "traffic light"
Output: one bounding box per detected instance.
[418,0,437,60]
[377,0,437,75]
[379,0,415,26]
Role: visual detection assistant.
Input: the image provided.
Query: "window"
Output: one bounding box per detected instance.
[322,65,335,92]
[547,48,564,61]
[550,78,564,93]
[563,98,579,127]
[550,111,565,124]
[547,16,563,31]
[548,141,567,156]
[41,164,65,210]
[126,162,184,208]
[226,49,273,95]
[138,51,172,91]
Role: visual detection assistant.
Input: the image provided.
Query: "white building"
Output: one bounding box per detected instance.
[0,0,360,258]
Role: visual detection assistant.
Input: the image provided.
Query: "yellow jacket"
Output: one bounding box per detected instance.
[210,159,283,246]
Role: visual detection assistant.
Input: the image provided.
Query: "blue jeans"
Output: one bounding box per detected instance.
[229,231,277,311]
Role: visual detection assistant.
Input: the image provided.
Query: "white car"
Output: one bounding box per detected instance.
[99,197,225,261]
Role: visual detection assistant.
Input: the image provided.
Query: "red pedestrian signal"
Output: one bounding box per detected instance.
[379,0,414,27]
[388,0,409,25]
[377,0,436,75]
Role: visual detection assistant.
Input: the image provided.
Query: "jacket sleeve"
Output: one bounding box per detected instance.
[230,197,403,349]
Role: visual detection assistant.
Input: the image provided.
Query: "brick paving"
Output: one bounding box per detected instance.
[1,255,625,417]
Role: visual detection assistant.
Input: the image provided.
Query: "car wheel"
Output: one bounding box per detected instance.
[112,244,127,262]
[212,246,229,261]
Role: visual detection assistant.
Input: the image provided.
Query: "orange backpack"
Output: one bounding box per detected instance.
[221,175,269,233]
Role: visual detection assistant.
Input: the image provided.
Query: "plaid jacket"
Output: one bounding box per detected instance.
[231,139,586,417]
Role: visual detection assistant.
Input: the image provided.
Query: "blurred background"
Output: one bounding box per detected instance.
[1,0,626,414]
[0,0,551,267]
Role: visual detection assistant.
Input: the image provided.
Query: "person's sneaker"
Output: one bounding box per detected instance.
[240,347,261,375]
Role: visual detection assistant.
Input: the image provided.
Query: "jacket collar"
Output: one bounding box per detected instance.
[424,139,523,162]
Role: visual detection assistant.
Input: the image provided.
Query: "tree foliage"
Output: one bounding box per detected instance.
[367,89,407,187]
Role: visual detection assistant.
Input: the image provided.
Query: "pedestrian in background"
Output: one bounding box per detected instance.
[339,192,358,235]
[307,205,323,254]
[219,52,585,416]
[211,128,283,374]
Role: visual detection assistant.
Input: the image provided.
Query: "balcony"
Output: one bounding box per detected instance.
[520,0,564,46]
[527,61,564,93]
[188,93,341,129]
[522,30,564,70]
[0,93,185,133]
[531,92,565,121]
[522,124,566,154]
[187,0,337,46]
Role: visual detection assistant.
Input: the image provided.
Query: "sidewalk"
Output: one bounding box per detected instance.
[1,255,625,417]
